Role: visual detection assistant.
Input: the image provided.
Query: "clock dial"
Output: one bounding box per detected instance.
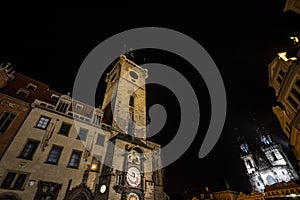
[127,193,139,200]
[100,184,106,193]
[126,167,141,187]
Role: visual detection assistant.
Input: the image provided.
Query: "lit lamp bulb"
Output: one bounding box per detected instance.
[90,163,98,171]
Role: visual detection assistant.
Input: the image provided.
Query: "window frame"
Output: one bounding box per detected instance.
[0,171,29,190]
[96,134,105,146]
[67,150,82,169]
[19,139,39,160]
[58,122,71,136]
[0,111,16,133]
[36,115,51,130]
[46,145,64,165]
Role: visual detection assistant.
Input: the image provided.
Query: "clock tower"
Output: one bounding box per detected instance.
[96,55,166,200]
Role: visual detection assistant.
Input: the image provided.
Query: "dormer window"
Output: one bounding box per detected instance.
[51,94,59,104]
[56,101,70,113]
[26,83,37,91]
[75,104,83,111]
[17,89,29,98]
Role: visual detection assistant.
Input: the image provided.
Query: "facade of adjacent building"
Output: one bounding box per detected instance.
[0,63,31,160]
[0,55,167,200]
[238,131,298,193]
[268,41,300,166]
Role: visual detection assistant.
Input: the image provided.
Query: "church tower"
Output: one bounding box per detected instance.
[238,130,299,193]
[96,55,166,200]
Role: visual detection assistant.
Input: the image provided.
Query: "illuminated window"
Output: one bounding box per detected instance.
[58,122,71,136]
[1,172,28,190]
[0,111,16,133]
[47,145,63,164]
[90,155,101,172]
[20,140,39,160]
[68,150,82,168]
[36,116,51,129]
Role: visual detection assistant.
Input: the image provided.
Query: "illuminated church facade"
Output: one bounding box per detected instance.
[238,131,299,193]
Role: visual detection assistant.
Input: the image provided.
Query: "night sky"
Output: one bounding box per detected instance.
[1,3,300,198]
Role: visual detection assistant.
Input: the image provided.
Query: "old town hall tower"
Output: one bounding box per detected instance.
[96,55,166,200]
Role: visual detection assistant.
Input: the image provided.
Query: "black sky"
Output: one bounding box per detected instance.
[1,3,300,198]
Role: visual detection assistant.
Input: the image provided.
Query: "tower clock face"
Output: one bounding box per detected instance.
[126,167,141,187]
[127,192,139,200]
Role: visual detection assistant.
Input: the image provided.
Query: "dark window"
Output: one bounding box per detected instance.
[96,134,105,146]
[58,122,71,136]
[33,181,62,200]
[1,172,27,190]
[288,96,298,110]
[0,112,16,133]
[68,150,82,168]
[1,172,16,189]
[20,140,39,160]
[51,95,59,104]
[47,146,63,164]
[246,160,253,168]
[26,83,37,91]
[36,116,51,129]
[129,96,134,107]
[17,89,29,98]
[77,128,88,141]
[277,77,283,84]
[271,152,278,161]
[296,79,300,89]
[279,70,285,77]
[13,174,27,190]
[291,88,300,102]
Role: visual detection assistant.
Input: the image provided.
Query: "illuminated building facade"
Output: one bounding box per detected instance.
[0,55,168,200]
[268,40,300,166]
[238,131,298,193]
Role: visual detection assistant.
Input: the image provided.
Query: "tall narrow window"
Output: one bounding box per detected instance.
[288,96,298,110]
[68,150,82,168]
[129,96,134,107]
[56,101,69,113]
[0,111,16,133]
[291,88,300,102]
[20,140,39,160]
[271,152,278,161]
[246,160,253,168]
[36,116,51,129]
[47,145,63,164]
[58,122,71,136]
